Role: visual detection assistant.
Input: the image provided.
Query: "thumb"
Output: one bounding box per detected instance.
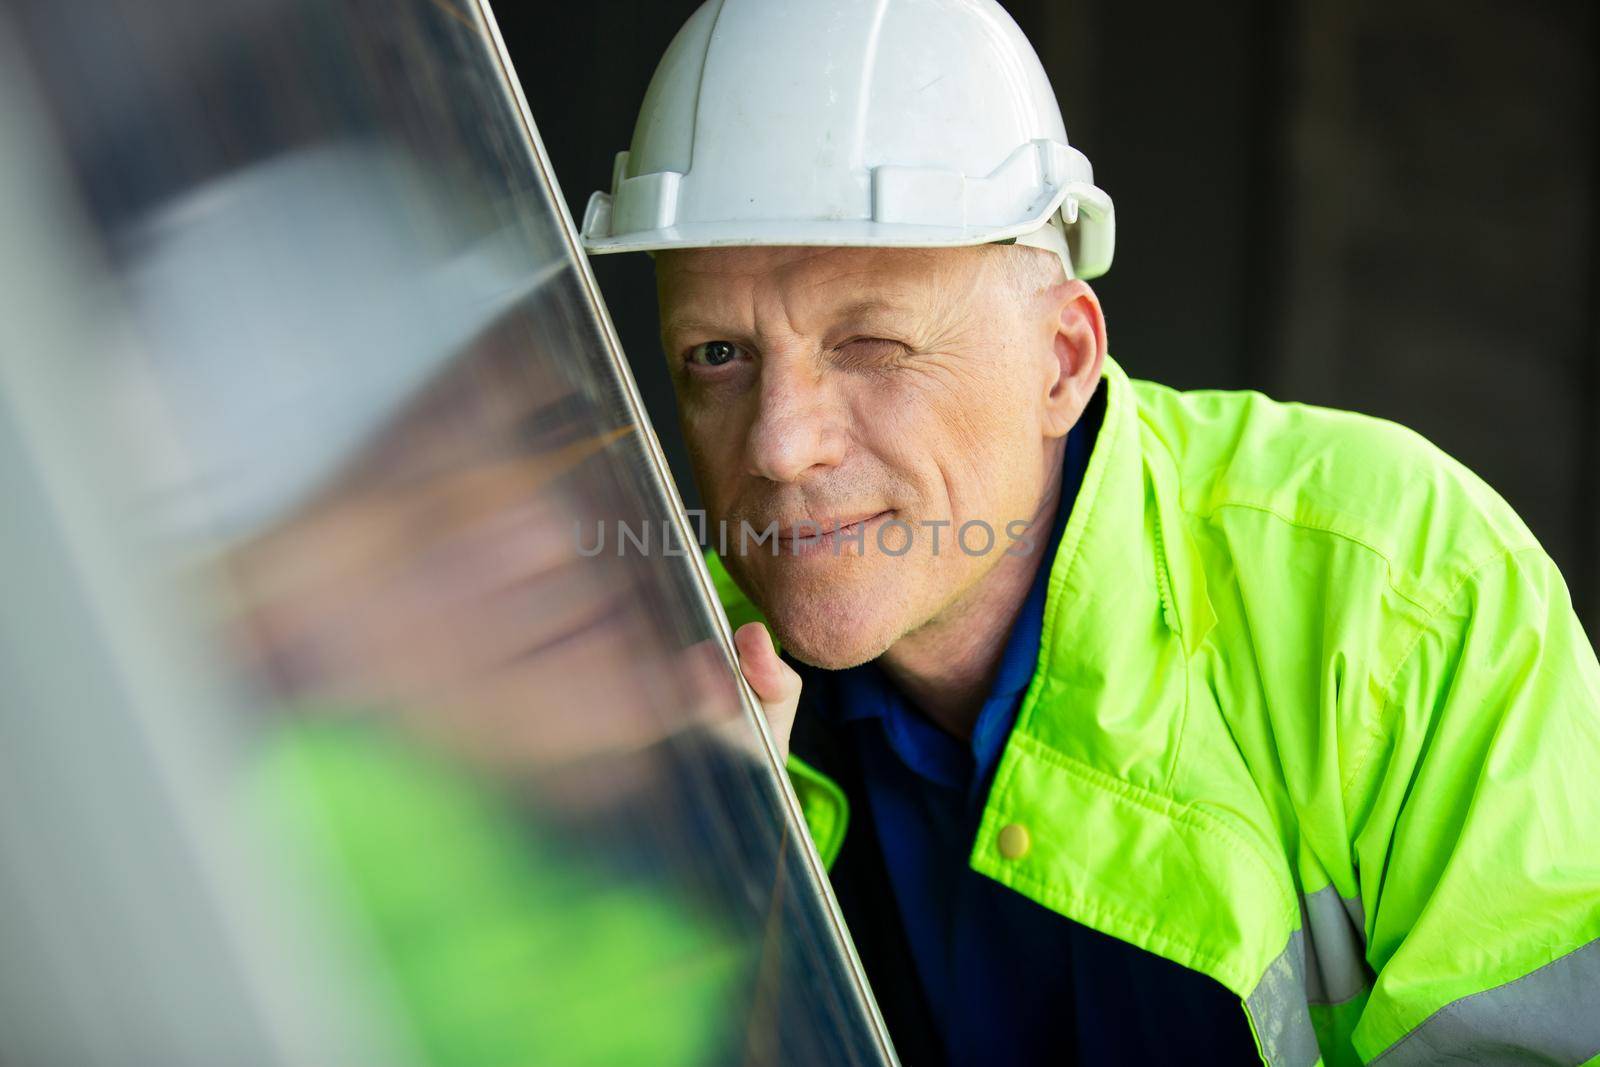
[733,621,801,762]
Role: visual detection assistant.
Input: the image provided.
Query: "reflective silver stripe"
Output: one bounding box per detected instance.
[1247,930,1322,1067]
[1370,936,1600,1066]
[1302,885,1373,1006]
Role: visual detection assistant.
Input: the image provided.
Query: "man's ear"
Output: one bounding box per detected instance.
[1041,279,1107,438]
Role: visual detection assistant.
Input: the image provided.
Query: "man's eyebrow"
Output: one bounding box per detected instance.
[830,298,916,323]
[660,297,918,344]
[659,314,733,343]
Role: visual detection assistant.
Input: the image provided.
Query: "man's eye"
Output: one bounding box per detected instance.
[687,340,742,368]
[836,337,907,366]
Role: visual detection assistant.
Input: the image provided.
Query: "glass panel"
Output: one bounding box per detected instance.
[0,2,896,1064]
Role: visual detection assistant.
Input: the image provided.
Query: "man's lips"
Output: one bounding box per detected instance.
[772,510,893,556]
[775,511,885,539]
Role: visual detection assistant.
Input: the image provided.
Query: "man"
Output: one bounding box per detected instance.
[582,1,1600,1064]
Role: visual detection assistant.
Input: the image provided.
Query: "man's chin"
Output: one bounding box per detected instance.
[762,593,906,671]
[726,551,925,669]
[777,634,886,671]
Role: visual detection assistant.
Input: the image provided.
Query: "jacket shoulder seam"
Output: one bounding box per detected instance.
[1182,496,1529,619]
[1341,545,1541,805]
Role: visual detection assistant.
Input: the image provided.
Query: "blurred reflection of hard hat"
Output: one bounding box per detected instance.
[120,143,565,542]
[580,0,1114,280]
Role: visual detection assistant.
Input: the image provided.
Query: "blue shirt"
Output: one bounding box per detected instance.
[795,398,1259,1065]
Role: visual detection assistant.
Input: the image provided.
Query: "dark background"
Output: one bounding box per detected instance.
[502,1,1600,632]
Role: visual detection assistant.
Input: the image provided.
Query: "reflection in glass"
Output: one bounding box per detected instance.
[0,2,895,1064]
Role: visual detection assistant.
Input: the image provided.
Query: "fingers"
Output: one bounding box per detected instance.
[733,621,795,702]
[734,621,801,762]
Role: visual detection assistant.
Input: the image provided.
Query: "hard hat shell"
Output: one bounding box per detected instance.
[581,0,1114,279]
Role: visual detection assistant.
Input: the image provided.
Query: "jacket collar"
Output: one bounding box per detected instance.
[972,354,1296,1003]
[1019,354,1215,776]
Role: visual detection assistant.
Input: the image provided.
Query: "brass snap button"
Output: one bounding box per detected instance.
[997,823,1031,860]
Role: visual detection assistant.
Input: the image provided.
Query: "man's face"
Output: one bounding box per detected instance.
[658,245,1073,669]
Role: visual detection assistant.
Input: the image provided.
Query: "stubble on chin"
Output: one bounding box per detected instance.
[753,564,911,671]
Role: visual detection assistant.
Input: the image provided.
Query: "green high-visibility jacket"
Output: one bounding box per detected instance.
[708,355,1600,1066]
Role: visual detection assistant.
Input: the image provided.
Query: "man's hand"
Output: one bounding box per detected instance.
[734,622,801,762]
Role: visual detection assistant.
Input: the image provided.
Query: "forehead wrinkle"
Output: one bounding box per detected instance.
[788,270,947,334]
[793,257,939,297]
[658,246,992,348]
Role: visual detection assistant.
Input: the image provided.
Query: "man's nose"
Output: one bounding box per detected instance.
[744,357,847,484]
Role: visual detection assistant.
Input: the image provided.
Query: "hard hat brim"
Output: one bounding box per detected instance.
[582,210,1113,281]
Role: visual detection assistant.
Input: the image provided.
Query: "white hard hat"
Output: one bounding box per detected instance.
[581,0,1114,280]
